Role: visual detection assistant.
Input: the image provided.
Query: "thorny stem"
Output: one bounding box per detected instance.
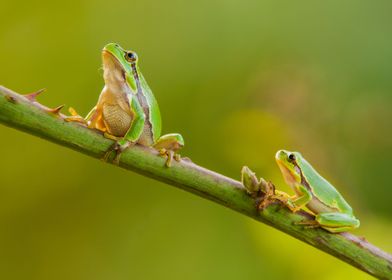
[0,86,391,279]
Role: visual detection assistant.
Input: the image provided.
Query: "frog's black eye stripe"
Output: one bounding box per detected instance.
[125,51,138,62]
[288,153,296,161]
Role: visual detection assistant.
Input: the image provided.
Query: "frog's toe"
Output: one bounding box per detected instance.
[103,141,134,165]
[64,115,87,124]
[102,142,119,162]
[174,153,181,162]
[102,150,113,162]
[291,206,302,213]
[257,199,272,210]
[165,150,174,167]
[158,149,175,167]
[114,142,134,164]
[294,219,319,227]
[279,199,301,213]
[113,153,122,165]
[64,107,88,125]
[158,148,167,157]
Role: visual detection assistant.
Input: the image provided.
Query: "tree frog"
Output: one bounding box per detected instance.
[275,150,360,233]
[67,43,184,166]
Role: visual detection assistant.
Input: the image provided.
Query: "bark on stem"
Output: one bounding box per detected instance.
[0,86,391,279]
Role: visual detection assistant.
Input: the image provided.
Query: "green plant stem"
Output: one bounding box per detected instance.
[0,85,391,279]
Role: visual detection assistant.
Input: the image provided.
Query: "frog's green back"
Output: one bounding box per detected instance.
[139,72,162,142]
[295,152,353,214]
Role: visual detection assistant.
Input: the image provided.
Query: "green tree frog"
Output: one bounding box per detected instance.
[275,150,360,233]
[67,43,184,166]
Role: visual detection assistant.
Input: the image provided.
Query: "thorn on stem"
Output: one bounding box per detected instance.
[47,104,64,115]
[24,88,46,102]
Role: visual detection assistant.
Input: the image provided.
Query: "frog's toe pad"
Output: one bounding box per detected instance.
[174,153,181,162]
[64,116,87,124]
[158,149,176,167]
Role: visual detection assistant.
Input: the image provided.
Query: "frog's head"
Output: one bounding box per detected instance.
[275,150,302,186]
[102,43,139,92]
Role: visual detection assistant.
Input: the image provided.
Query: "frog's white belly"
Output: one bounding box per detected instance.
[307,196,337,214]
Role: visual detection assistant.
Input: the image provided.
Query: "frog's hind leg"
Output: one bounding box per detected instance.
[321,226,359,233]
[153,133,184,167]
[315,212,360,233]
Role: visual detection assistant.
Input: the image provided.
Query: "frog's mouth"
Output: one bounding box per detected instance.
[102,50,126,85]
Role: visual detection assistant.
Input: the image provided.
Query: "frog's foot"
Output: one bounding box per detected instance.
[103,141,135,165]
[263,189,301,212]
[154,133,184,167]
[258,195,275,210]
[274,184,312,213]
[102,136,134,165]
[64,107,88,125]
[257,181,279,210]
[279,197,302,213]
[65,115,86,124]
[158,148,181,167]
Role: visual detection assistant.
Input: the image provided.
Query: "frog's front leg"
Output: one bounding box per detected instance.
[281,183,313,212]
[315,212,360,233]
[153,133,184,167]
[64,107,92,125]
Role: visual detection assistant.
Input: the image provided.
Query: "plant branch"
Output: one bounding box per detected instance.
[0,85,391,279]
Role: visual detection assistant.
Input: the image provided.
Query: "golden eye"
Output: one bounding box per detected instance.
[125,51,137,62]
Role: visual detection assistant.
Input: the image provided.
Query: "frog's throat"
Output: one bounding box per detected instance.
[276,159,302,187]
[102,50,126,88]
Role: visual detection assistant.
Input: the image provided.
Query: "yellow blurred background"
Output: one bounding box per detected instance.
[1,1,391,279]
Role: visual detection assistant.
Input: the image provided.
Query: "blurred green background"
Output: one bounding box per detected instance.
[1,0,391,279]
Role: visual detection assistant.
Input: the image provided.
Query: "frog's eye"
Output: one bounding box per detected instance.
[125,51,138,63]
[288,153,296,161]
